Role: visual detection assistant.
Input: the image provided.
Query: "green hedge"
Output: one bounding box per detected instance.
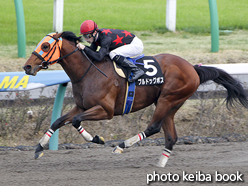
[0,0,247,45]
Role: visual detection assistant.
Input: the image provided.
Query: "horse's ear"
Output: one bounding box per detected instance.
[54,32,63,39]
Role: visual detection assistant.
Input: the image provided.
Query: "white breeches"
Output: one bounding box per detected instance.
[109,36,144,59]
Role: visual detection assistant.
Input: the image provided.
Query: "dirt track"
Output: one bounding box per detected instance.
[0,141,247,186]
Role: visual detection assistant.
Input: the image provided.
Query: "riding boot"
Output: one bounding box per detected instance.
[113,55,144,83]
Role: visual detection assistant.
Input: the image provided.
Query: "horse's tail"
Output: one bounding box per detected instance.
[193,65,248,109]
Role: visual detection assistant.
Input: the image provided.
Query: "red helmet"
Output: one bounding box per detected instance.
[80,20,98,35]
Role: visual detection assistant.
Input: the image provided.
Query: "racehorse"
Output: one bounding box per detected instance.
[23,31,248,167]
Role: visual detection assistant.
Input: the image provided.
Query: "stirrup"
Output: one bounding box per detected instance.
[128,70,144,83]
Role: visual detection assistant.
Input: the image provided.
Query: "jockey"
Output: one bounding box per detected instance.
[76,20,144,83]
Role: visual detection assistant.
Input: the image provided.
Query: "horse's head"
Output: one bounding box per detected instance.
[23,32,63,75]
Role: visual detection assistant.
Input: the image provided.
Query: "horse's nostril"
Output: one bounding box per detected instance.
[23,65,31,70]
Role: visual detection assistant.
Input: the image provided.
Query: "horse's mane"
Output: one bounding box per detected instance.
[60,31,111,63]
[61,31,82,45]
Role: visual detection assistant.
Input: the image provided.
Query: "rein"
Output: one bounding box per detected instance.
[71,63,92,84]
[33,33,108,84]
[81,49,108,78]
[71,50,108,84]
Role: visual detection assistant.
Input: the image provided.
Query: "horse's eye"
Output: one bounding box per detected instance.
[41,42,50,52]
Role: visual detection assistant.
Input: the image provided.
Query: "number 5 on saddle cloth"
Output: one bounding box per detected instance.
[113,54,164,115]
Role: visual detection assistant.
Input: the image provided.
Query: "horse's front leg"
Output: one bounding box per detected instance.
[34,106,81,159]
[35,105,110,159]
[71,104,113,144]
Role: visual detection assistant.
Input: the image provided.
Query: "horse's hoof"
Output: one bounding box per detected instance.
[92,135,105,144]
[99,136,105,144]
[112,146,123,154]
[34,143,44,160]
[34,151,44,160]
[147,163,164,168]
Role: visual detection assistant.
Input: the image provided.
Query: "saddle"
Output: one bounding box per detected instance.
[113,55,164,115]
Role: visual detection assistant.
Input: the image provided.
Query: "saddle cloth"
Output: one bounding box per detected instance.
[113,55,164,86]
[113,55,164,115]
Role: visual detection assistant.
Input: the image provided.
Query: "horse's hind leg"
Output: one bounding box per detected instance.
[156,105,181,167]
[112,96,173,154]
[112,95,185,168]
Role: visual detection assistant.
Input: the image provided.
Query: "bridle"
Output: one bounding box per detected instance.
[32,33,78,69]
[32,32,108,84]
[38,47,79,70]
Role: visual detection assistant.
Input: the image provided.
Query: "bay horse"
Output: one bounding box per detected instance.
[23,31,248,167]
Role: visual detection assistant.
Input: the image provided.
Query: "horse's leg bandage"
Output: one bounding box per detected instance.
[157,148,171,167]
[113,132,146,154]
[77,126,93,142]
[39,129,54,147]
[120,132,146,148]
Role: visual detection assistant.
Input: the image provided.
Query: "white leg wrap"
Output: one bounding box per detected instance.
[157,148,171,167]
[112,146,124,154]
[77,126,93,142]
[124,132,146,147]
[39,129,54,147]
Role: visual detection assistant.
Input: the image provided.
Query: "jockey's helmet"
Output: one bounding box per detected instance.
[80,20,98,35]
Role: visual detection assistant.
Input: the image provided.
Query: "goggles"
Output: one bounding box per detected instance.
[83,33,93,39]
